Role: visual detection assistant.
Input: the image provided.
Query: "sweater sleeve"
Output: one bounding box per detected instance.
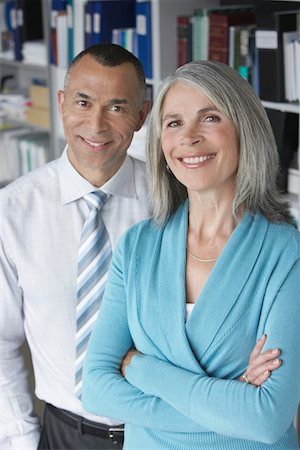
[82,234,208,433]
[125,258,300,444]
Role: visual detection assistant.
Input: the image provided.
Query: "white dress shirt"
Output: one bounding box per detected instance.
[0,148,150,449]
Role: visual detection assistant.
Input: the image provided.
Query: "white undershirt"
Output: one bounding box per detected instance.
[186,303,195,321]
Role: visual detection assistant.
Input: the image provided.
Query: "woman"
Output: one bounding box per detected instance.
[82,61,300,449]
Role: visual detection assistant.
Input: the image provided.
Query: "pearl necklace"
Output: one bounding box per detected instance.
[186,246,218,263]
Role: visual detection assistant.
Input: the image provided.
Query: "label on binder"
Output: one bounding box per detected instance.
[255,30,278,49]
[137,14,147,35]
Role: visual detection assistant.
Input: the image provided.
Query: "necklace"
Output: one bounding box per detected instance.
[186,246,218,263]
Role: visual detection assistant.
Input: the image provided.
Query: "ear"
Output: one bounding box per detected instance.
[57,90,65,117]
[135,100,152,131]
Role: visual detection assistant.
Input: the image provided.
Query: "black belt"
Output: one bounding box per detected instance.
[46,403,124,445]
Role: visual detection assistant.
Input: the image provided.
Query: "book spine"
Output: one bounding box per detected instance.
[177,16,190,67]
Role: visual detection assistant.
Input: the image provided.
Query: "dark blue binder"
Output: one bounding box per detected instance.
[84,1,94,48]
[93,1,135,46]
[136,0,152,79]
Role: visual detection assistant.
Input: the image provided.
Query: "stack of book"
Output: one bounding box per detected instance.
[26,84,50,130]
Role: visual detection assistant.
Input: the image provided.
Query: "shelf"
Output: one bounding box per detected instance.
[262,101,300,114]
[0,57,48,71]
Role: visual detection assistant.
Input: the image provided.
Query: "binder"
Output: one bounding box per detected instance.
[266,109,299,192]
[56,9,68,68]
[10,0,22,61]
[50,0,67,65]
[136,0,152,79]
[256,3,299,102]
[84,1,94,48]
[67,0,74,63]
[92,1,101,45]
[89,1,135,47]
[19,0,43,42]
[73,0,85,56]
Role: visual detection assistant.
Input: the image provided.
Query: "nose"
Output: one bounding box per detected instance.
[88,107,108,133]
[180,122,204,146]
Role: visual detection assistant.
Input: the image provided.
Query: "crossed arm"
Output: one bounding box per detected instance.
[121,333,281,387]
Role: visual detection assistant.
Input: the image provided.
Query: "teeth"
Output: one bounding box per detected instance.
[182,155,214,164]
[84,138,105,147]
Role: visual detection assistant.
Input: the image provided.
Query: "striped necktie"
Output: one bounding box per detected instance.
[75,190,112,398]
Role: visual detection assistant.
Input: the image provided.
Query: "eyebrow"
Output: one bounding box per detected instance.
[74,92,128,105]
[162,107,218,123]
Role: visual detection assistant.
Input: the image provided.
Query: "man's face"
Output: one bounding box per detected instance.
[58,55,148,186]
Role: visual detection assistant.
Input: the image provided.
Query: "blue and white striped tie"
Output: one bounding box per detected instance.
[75,190,112,398]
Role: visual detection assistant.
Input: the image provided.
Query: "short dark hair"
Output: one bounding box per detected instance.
[64,43,147,100]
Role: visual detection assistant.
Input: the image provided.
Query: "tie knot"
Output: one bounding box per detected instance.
[84,191,108,211]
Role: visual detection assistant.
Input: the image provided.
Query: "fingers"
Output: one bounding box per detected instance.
[249,346,281,369]
[246,356,282,386]
[249,370,270,387]
[240,335,282,387]
[249,334,267,361]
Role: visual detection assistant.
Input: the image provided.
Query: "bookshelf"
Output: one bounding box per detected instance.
[0,0,56,184]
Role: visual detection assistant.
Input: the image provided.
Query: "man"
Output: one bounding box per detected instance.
[0,44,150,450]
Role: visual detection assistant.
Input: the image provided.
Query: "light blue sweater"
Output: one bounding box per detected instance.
[83,201,300,449]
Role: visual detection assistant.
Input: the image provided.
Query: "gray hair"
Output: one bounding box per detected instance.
[147,60,293,226]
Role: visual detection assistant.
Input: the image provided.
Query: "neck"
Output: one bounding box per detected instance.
[188,194,237,244]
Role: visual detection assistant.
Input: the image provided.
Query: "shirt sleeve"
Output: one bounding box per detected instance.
[125,258,300,444]
[0,237,40,448]
[82,236,208,433]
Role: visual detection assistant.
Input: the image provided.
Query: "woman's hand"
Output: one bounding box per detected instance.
[239,334,281,386]
[121,349,142,377]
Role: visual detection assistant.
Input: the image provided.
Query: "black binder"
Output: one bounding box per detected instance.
[256,2,299,102]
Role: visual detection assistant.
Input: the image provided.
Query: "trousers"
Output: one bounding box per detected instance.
[38,404,124,450]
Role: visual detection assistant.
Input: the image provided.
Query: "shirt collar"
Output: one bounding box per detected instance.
[58,146,139,205]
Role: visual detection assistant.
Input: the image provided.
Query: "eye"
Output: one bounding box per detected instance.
[77,99,90,108]
[109,105,124,112]
[167,120,182,128]
[203,114,221,123]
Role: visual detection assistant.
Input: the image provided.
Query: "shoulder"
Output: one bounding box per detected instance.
[0,159,59,202]
[118,217,160,251]
[127,155,147,183]
[266,218,300,257]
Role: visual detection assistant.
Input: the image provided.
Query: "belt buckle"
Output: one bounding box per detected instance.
[109,427,124,444]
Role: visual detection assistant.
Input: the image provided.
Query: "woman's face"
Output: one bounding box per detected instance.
[161,82,239,198]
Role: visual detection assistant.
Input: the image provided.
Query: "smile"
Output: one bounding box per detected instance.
[181,154,216,164]
[83,138,109,148]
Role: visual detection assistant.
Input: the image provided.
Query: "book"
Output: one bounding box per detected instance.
[266,109,299,192]
[86,0,136,47]
[177,15,190,67]
[73,0,85,56]
[209,8,255,64]
[0,2,14,57]
[50,0,67,65]
[283,30,300,101]
[255,4,299,102]
[10,0,22,61]
[136,0,152,79]
[191,6,218,61]
[56,9,68,68]
[26,106,50,129]
[67,0,74,63]
[29,85,49,109]
[112,28,137,55]
[84,1,93,48]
